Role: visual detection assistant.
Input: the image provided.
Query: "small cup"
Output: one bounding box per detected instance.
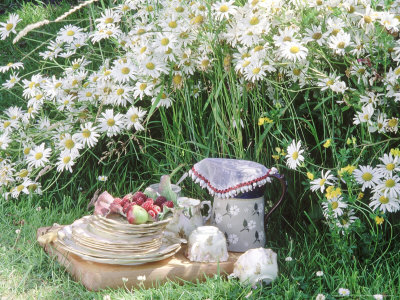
[187,226,229,263]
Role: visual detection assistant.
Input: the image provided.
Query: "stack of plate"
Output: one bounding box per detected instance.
[55,215,181,265]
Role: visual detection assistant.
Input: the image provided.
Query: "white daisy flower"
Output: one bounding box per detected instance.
[99,109,124,137]
[96,8,121,29]
[353,104,374,125]
[285,140,305,170]
[59,133,83,155]
[140,56,168,78]
[133,81,154,100]
[98,175,108,182]
[58,24,85,43]
[302,25,328,46]
[111,59,137,83]
[377,153,399,177]
[373,175,400,198]
[2,72,20,89]
[315,294,326,300]
[212,0,237,21]
[0,13,21,40]
[316,271,324,277]
[335,209,358,231]
[310,170,336,193]
[74,122,99,148]
[10,179,32,198]
[0,61,23,73]
[369,191,400,213]
[353,165,381,191]
[285,256,293,262]
[322,196,347,217]
[279,41,308,62]
[0,133,11,150]
[110,84,134,107]
[338,288,350,297]
[26,143,52,169]
[151,91,174,108]
[153,32,178,53]
[125,106,146,131]
[328,32,352,55]
[56,150,78,173]
[5,106,24,121]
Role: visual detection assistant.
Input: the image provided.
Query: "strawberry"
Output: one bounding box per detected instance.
[147,210,156,220]
[132,191,147,205]
[152,205,161,213]
[141,199,154,211]
[123,202,133,215]
[154,196,167,207]
[163,201,174,208]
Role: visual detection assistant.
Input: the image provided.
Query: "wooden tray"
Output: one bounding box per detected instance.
[37,226,241,291]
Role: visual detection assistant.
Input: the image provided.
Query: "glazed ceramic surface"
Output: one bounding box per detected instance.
[211,196,266,252]
[165,197,212,240]
[187,226,228,262]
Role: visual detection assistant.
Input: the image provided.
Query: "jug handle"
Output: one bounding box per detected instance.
[264,172,287,227]
[201,200,212,222]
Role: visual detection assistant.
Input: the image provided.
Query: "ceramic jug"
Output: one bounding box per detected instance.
[165,197,212,240]
[211,172,287,252]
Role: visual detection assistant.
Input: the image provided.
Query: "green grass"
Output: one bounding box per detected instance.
[1,193,399,299]
[1,1,400,299]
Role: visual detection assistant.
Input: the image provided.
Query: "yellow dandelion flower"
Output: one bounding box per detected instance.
[323,139,332,148]
[375,216,384,225]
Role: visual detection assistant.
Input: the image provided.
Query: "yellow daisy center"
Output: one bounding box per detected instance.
[168,21,177,28]
[319,178,326,186]
[337,42,345,49]
[283,36,292,42]
[290,46,300,54]
[35,152,43,160]
[362,172,373,181]
[121,67,130,75]
[161,38,169,46]
[293,69,301,76]
[107,119,115,126]
[64,139,75,150]
[364,15,372,23]
[6,23,14,31]
[146,62,155,70]
[24,147,31,155]
[17,184,25,192]
[105,17,114,24]
[3,121,11,128]
[139,83,147,91]
[220,5,229,12]
[312,32,322,40]
[242,60,251,68]
[388,118,398,128]
[55,82,62,88]
[67,30,75,36]
[292,151,299,160]
[63,156,71,164]
[130,114,138,122]
[173,75,182,85]
[116,88,124,95]
[379,196,389,204]
[385,179,395,188]
[175,6,184,13]
[85,92,92,97]
[19,169,29,178]
[249,17,259,25]
[72,63,80,69]
[252,67,261,74]
[386,163,395,171]
[331,201,338,209]
[331,29,340,36]
[82,129,91,138]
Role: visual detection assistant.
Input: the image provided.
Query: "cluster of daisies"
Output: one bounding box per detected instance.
[286,140,400,231]
[0,0,399,201]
